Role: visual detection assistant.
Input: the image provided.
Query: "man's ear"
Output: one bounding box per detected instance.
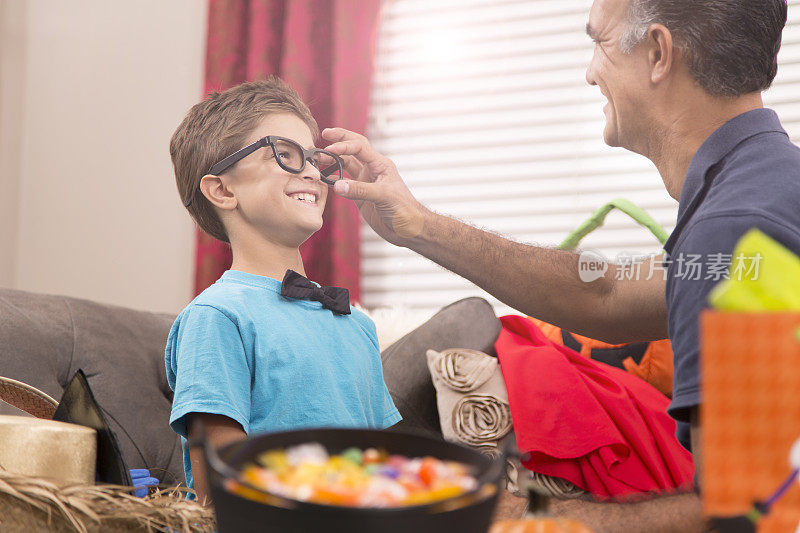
[199,174,238,211]
[647,23,674,84]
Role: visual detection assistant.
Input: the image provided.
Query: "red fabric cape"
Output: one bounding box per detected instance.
[496,315,695,498]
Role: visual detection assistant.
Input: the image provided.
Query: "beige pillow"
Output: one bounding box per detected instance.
[381,298,502,436]
[426,348,512,454]
[426,348,586,499]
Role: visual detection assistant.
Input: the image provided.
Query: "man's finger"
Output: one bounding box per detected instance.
[322,127,365,143]
[324,139,391,175]
[327,141,389,175]
[333,179,383,203]
[341,154,366,181]
[321,127,346,141]
[316,152,336,166]
[324,140,373,159]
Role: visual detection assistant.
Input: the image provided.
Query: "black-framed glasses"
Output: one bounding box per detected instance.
[183,135,344,207]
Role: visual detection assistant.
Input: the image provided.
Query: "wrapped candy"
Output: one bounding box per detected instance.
[231,443,478,508]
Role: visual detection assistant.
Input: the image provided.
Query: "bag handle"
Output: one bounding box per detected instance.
[558,198,669,251]
[0,375,58,419]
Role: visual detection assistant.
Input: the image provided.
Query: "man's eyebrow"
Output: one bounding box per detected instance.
[586,23,598,39]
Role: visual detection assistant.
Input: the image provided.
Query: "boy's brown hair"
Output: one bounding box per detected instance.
[170,77,319,242]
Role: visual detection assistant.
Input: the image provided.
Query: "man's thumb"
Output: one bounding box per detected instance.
[333,179,378,202]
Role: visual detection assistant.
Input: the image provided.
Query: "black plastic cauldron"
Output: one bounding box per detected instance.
[201,428,504,533]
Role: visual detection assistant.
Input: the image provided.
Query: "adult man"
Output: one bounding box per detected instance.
[323,0,800,530]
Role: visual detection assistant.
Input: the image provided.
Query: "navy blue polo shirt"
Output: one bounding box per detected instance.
[664,108,800,450]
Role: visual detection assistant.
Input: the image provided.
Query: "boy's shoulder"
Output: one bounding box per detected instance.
[191,277,245,306]
[348,306,375,328]
[346,307,379,346]
[176,275,266,324]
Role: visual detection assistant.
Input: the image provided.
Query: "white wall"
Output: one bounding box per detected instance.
[0,0,25,291]
[0,0,208,314]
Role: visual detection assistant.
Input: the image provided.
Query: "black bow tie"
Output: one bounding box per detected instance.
[280,270,351,315]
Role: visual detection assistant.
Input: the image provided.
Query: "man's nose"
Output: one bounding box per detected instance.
[586,64,597,86]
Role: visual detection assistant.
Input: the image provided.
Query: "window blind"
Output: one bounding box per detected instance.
[362,0,800,313]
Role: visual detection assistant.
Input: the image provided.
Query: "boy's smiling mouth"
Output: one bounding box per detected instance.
[286,191,318,205]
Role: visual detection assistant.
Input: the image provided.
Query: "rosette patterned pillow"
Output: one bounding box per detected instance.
[426,348,585,499]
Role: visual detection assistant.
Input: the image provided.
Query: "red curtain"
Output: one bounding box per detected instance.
[195,0,382,302]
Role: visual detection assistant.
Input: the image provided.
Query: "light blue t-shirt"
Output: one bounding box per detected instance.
[165,270,401,489]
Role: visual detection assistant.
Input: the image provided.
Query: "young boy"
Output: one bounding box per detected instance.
[166,78,401,503]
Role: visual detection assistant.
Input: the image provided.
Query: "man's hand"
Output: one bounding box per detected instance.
[551,491,703,533]
[552,408,703,532]
[322,127,430,247]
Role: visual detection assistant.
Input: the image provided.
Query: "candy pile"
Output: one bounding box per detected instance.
[229,443,479,508]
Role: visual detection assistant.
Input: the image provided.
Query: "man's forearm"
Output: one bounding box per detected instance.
[322,128,667,341]
[551,492,704,533]
[405,210,667,342]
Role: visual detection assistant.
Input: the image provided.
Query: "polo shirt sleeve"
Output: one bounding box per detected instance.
[667,212,800,423]
[165,304,252,438]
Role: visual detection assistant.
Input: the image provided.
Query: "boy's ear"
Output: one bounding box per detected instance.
[199,174,237,211]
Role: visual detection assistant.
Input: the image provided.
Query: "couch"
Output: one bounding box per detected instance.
[0,288,182,483]
[0,288,504,486]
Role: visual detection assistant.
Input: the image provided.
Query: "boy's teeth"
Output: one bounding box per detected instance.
[289,192,315,203]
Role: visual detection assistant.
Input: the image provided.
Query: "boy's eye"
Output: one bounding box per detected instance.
[278,152,292,160]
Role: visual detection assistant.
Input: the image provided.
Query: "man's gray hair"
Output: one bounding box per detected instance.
[619,0,656,54]
[617,0,788,97]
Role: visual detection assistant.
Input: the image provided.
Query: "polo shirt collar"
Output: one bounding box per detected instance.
[665,108,786,252]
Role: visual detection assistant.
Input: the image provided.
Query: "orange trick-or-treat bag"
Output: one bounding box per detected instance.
[701,311,800,532]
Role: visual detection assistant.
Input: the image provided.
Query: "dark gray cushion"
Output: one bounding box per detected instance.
[381,297,502,436]
[0,289,182,484]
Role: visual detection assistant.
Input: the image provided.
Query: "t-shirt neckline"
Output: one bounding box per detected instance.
[220,270,283,293]
[219,269,321,294]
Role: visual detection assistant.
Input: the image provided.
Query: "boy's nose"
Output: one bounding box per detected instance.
[303,158,322,181]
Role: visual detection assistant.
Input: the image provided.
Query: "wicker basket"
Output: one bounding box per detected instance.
[0,468,214,532]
